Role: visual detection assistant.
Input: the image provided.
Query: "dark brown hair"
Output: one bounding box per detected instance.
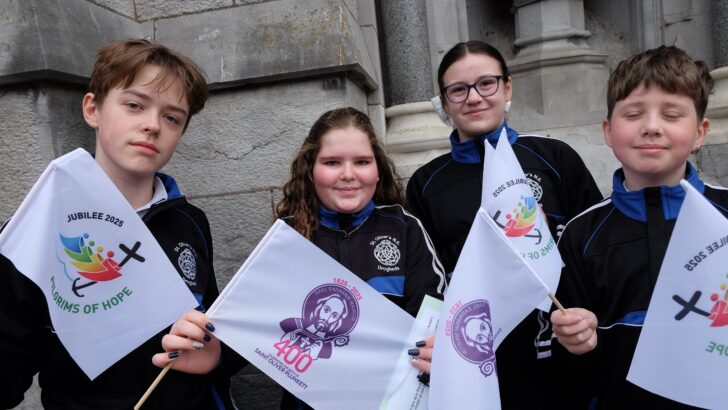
[87,38,209,130]
[606,45,713,119]
[276,107,404,239]
[437,41,510,91]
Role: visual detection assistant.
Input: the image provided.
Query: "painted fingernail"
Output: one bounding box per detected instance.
[411,357,419,363]
[192,341,203,350]
[203,333,211,342]
[415,340,426,348]
[168,352,179,359]
[205,322,216,332]
[408,348,420,356]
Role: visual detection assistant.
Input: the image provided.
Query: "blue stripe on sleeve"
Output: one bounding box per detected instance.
[366,275,405,296]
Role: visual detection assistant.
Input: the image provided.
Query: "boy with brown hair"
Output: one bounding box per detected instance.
[550,45,728,407]
[0,39,236,409]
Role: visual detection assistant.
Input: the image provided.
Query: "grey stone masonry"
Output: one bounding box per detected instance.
[508,0,609,130]
[712,0,728,68]
[379,0,434,105]
[156,0,377,90]
[0,0,151,86]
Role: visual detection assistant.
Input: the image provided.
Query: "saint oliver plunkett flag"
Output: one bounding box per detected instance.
[627,180,728,409]
[481,129,563,311]
[207,220,423,410]
[0,149,198,379]
[429,209,552,410]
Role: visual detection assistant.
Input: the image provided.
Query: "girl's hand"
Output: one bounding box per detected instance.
[152,309,220,374]
[408,336,434,373]
[550,308,598,355]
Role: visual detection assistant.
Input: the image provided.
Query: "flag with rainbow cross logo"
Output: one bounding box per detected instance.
[481,128,563,311]
[628,180,728,409]
[0,148,197,379]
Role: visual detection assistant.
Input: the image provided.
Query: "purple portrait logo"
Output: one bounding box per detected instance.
[450,299,496,378]
[279,283,360,360]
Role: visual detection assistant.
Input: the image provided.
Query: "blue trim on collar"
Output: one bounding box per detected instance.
[610,162,705,222]
[319,200,375,230]
[449,122,519,164]
[155,172,184,200]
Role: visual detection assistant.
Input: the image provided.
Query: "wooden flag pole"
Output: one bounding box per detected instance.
[549,293,567,315]
[134,361,174,410]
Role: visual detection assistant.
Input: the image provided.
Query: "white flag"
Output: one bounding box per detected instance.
[627,180,728,408]
[0,149,198,379]
[207,220,423,410]
[481,129,562,311]
[429,209,551,410]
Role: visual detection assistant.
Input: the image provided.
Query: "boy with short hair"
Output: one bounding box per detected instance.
[550,45,728,408]
[0,38,235,409]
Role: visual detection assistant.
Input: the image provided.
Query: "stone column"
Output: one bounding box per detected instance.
[508,0,609,131]
[703,0,728,186]
[380,0,452,177]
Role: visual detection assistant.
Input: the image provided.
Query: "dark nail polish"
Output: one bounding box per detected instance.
[168,351,179,359]
[408,348,420,356]
[205,322,215,332]
[203,333,211,342]
[415,340,426,348]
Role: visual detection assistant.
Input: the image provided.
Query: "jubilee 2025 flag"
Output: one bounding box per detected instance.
[0,149,198,379]
[627,180,728,408]
[429,209,552,410]
[206,220,426,410]
[481,129,563,311]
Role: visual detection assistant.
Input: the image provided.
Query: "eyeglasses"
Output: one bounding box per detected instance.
[441,75,503,103]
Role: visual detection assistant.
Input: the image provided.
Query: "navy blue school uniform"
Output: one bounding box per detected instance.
[554,163,728,408]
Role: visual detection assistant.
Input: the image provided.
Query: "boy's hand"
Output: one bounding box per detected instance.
[550,308,598,355]
[409,335,434,373]
[152,309,220,374]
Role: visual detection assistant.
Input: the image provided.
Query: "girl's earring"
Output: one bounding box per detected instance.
[504,100,511,113]
[431,96,453,127]
[691,145,701,154]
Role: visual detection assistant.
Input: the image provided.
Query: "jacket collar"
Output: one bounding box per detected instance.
[610,162,704,222]
[450,122,519,164]
[155,172,184,200]
[319,200,375,230]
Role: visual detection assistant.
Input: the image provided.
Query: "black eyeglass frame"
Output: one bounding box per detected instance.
[441,75,504,103]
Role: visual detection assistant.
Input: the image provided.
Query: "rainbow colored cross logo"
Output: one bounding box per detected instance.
[672,273,728,327]
[491,195,543,244]
[59,233,145,297]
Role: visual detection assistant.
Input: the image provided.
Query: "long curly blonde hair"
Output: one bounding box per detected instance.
[276,107,404,238]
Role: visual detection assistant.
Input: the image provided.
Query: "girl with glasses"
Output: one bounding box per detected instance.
[405,41,602,408]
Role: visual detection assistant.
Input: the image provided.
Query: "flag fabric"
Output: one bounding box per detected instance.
[481,129,562,311]
[627,180,728,408]
[0,148,198,379]
[207,220,423,410]
[429,209,551,410]
[382,295,442,409]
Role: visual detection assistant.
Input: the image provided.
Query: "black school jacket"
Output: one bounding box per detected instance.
[406,123,602,409]
[555,164,728,408]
